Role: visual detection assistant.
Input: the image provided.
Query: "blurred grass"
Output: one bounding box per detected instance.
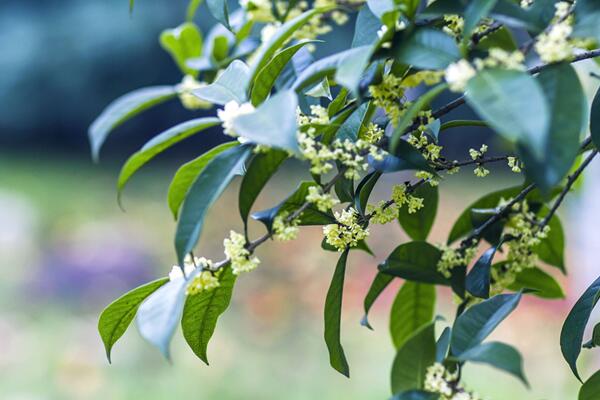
[0,154,590,399]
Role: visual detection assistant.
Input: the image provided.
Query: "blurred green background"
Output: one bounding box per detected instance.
[1,1,600,399]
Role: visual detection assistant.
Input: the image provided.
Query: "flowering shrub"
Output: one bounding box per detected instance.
[92,0,600,398]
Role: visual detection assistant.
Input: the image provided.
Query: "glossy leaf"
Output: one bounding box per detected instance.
[463,0,498,37]
[89,86,177,161]
[507,266,565,299]
[324,250,351,377]
[391,323,436,394]
[98,278,168,362]
[352,5,381,47]
[175,145,252,266]
[583,323,600,349]
[355,171,382,216]
[466,69,549,160]
[336,102,371,142]
[194,60,250,105]
[239,149,288,229]
[181,266,236,364]
[535,213,565,272]
[451,292,522,355]
[361,272,394,330]
[393,28,460,70]
[398,185,438,241]
[232,90,300,153]
[465,246,497,299]
[118,117,220,198]
[435,327,451,362]
[207,0,230,30]
[168,142,239,219]
[335,45,374,95]
[251,41,316,106]
[591,87,600,150]
[136,277,188,360]
[379,241,449,285]
[580,370,600,400]
[454,342,528,386]
[160,23,203,76]
[390,282,436,349]
[561,275,600,381]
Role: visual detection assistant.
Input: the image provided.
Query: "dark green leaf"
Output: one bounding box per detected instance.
[573,0,600,44]
[535,212,565,272]
[507,266,565,299]
[561,275,600,381]
[324,250,351,377]
[335,176,355,203]
[435,327,451,362]
[379,241,449,285]
[89,86,177,161]
[463,0,499,38]
[232,90,300,153]
[355,171,382,216]
[352,5,381,47]
[168,142,239,219]
[336,102,372,142]
[160,23,203,76]
[393,28,460,70]
[98,278,168,362]
[466,69,549,160]
[181,266,236,364]
[391,322,436,393]
[454,342,528,386]
[465,246,497,299]
[361,272,394,330]
[591,87,600,150]
[194,60,250,105]
[117,117,220,199]
[390,391,439,400]
[583,323,600,349]
[175,145,252,266]
[335,46,374,95]
[390,282,436,349]
[580,369,600,400]
[135,277,188,360]
[239,149,288,229]
[451,292,522,355]
[398,184,438,241]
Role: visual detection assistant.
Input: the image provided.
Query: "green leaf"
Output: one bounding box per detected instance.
[390,391,440,400]
[561,275,600,381]
[379,241,449,285]
[476,26,518,51]
[335,45,374,95]
[591,87,600,150]
[361,272,394,330]
[352,5,381,47]
[535,212,565,272]
[207,0,230,30]
[371,141,437,175]
[181,266,236,364]
[160,23,203,76]
[454,342,528,386]
[507,266,565,299]
[194,60,250,105]
[573,0,600,44]
[521,63,585,193]
[355,171,382,216]
[175,145,252,266]
[436,327,451,362]
[251,41,316,106]
[98,278,168,362]
[583,323,600,349]
[367,0,395,18]
[336,102,372,142]
[393,28,460,70]
[580,370,600,400]
[187,0,203,21]
[232,90,300,153]
[391,322,436,394]
[117,117,220,199]
[135,278,188,360]
[398,185,438,241]
[239,149,288,230]
[465,246,497,299]
[249,8,332,84]
[324,250,351,377]
[463,0,498,38]
[168,142,239,219]
[390,84,448,153]
[451,292,522,355]
[466,69,549,160]
[390,282,436,350]
[89,86,177,161]
[335,176,355,203]
[305,78,332,100]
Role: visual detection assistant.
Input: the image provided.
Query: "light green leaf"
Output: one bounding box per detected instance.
[352,5,381,47]
[335,45,374,95]
[187,0,203,21]
[136,277,188,360]
[168,142,239,219]
[232,90,300,153]
[98,278,168,362]
[391,322,436,394]
[466,69,549,160]
[175,145,252,266]
[580,370,600,400]
[194,60,250,105]
[181,266,236,364]
[390,282,436,349]
[118,117,220,199]
[89,86,177,161]
[160,23,203,76]
[324,250,351,377]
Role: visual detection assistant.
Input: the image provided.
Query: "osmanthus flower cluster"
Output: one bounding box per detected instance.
[91,0,600,398]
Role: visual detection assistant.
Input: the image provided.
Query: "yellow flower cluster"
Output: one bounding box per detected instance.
[306,186,339,212]
[217,101,255,137]
[535,2,575,63]
[437,243,478,278]
[507,156,522,173]
[224,230,261,275]
[323,208,369,251]
[415,171,439,187]
[367,201,399,224]
[443,15,464,38]
[362,123,384,144]
[177,75,213,110]
[369,74,406,125]
[367,184,425,224]
[407,131,442,161]
[469,144,490,177]
[401,70,444,88]
[425,363,482,400]
[272,212,300,241]
[187,268,221,295]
